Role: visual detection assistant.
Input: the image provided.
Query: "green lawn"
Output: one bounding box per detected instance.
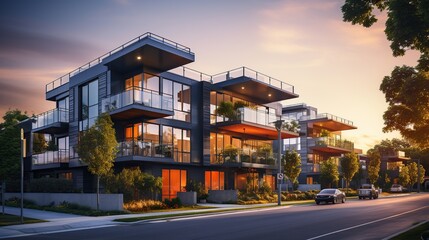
[390,221,429,240]
[0,214,45,226]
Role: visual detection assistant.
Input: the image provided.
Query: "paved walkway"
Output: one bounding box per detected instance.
[0,203,278,239]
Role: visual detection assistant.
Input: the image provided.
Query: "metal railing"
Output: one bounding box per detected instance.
[46,32,194,93]
[169,66,212,82]
[312,137,354,151]
[32,108,69,129]
[101,88,173,113]
[211,67,295,93]
[300,113,354,126]
[32,150,69,165]
[214,107,279,127]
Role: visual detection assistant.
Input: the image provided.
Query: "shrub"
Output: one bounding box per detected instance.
[185,180,208,202]
[123,200,166,212]
[164,197,182,209]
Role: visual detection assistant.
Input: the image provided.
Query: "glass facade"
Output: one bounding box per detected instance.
[79,79,98,131]
[162,169,187,200]
[205,171,225,191]
[120,122,190,162]
[163,79,191,122]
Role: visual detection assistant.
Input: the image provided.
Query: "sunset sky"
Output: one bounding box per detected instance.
[0,0,420,152]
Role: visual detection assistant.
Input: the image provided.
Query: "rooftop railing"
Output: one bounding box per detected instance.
[32,108,69,129]
[211,67,295,94]
[46,32,194,93]
[101,88,173,113]
[300,113,354,126]
[169,66,212,82]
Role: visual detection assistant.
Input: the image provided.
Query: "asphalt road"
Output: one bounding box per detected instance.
[8,193,429,240]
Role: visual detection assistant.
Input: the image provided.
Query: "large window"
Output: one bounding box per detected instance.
[205,171,224,191]
[162,169,186,200]
[79,79,98,131]
[163,79,191,122]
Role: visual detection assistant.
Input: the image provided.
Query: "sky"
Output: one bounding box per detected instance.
[0,0,420,152]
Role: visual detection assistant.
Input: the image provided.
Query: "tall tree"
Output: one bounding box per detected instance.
[342,1,429,148]
[282,150,301,190]
[398,166,410,188]
[320,158,339,188]
[407,162,419,190]
[340,153,359,192]
[0,109,28,214]
[418,164,426,185]
[367,148,381,185]
[76,113,118,210]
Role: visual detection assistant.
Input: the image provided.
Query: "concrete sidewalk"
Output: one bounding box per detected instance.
[0,203,277,239]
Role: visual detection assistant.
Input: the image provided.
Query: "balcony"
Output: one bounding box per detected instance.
[211,148,279,169]
[32,150,69,170]
[213,107,298,140]
[101,88,173,120]
[212,67,298,104]
[46,32,194,98]
[302,164,321,173]
[300,113,356,131]
[116,140,190,163]
[310,137,354,153]
[32,108,69,134]
[381,150,410,162]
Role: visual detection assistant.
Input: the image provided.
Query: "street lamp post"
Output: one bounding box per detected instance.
[20,128,25,224]
[274,120,284,206]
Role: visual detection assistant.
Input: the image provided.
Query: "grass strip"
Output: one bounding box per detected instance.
[390,221,429,240]
[0,214,46,226]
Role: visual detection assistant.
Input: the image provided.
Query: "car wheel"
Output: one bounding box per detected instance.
[369,193,373,200]
[332,198,336,204]
[342,197,345,203]
[316,201,320,205]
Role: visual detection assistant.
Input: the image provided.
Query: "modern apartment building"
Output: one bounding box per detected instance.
[26,33,299,199]
[282,104,357,187]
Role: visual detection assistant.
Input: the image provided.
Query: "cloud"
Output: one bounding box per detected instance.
[0,24,101,68]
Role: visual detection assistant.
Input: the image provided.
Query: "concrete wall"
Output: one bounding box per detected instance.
[177,192,196,205]
[4,193,123,211]
[208,190,238,203]
[298,184,321,191]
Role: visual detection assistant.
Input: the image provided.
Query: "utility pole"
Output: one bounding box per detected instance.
[274,120,284,206]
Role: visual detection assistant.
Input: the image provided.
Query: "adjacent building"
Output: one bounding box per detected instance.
[26,33,300,199]
[282,104,357,188]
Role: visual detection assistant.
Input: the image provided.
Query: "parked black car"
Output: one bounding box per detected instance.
[315,188,346,205]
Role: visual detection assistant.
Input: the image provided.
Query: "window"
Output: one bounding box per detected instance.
[205,171,224,191]
[58,97,69,110]
[79,79,98,131]
[162,169,186,200]
[236,172,258,191]
[164,79,191,122]
[264,175,275,191]
[307,177,313,184]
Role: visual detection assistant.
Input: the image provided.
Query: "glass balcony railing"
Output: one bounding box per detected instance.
[46,32,194,93]
[215,107,278,127]
[313,137,354,151]
[32,150,69,165]
[32,108,69,129]
[211,67,295,94]
[169,66,212,82]
[212,148,279,166]
[101,88,173,113]
[117,140,190,163]
[300,113,354,126]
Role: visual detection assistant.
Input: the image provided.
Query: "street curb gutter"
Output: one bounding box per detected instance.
[381,220,428,240]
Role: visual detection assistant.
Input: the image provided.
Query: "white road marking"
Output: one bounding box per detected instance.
[306,206,428,240]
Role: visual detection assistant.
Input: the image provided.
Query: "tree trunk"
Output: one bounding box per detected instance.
[96,175,100,211]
